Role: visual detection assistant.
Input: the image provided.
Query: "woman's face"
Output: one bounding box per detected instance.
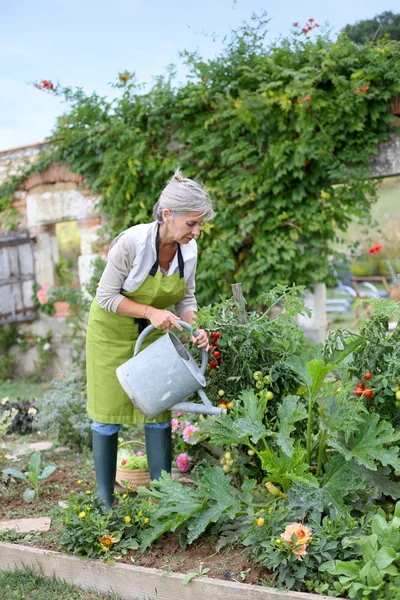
[163,210,205,244]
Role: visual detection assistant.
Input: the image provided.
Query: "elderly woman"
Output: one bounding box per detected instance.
[86,169,214,508]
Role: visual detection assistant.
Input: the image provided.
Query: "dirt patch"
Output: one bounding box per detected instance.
[125,532,271,585]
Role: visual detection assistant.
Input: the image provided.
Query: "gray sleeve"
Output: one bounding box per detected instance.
[175,258,198,318]
[96,233,135,313]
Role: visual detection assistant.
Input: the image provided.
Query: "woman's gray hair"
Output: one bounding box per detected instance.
[152,168,215,223]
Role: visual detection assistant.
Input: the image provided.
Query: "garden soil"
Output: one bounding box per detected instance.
[1,444,272,587]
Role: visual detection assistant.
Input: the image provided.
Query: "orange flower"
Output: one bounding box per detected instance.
[281,523,312,560]
[99,534,118,551]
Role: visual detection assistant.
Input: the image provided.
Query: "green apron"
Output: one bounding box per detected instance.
[86,235,186,425]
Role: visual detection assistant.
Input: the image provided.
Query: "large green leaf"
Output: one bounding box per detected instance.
[371,514,400,550]
[23,488,35,503]
[188,467,241,544]
[260,445,318,492]
[137,472,203,550]
[2,468,28,483]
[204,389,269,445]
[329,414,400,471]
[322,456,365,507]
[40,465,56,480]
[29,451,41,475]
[273,395,307,457]
[355,465,400,500]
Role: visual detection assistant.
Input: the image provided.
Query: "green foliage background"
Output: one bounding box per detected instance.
[1,18,400,305]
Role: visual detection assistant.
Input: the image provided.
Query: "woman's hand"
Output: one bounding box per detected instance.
[147,307,183,331]
[191,328,209,349]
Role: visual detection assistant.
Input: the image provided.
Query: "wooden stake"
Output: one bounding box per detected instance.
[231,283,248,324]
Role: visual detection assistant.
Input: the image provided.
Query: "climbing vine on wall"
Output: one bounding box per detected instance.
[1,17,400,305]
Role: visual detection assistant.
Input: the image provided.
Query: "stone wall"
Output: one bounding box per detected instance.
[0,142,104,379]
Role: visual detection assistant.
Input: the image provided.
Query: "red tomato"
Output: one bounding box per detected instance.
[357,382,365,390]
[364,387,373,398]
[211,332,221,340]
[209,360,218,369]
[354,388,364,397]
[364,372,372,380]
[121,459,127,465]
[212,350,221,359]
[209,343,215,350]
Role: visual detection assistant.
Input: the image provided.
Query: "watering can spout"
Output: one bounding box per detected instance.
[116,320,225,419]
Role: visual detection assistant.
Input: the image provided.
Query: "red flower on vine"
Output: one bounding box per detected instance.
[34,79,54,91]
[368,242,383,255]
[301,94,312,102]
[118,72,135,83]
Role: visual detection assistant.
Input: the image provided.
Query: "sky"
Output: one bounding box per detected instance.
[0,0,397,151]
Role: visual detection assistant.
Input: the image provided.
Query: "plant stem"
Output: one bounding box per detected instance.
[317,430,326,476]
[306,392,313,465]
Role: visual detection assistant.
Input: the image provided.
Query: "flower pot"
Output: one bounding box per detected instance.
[53,301,70,317]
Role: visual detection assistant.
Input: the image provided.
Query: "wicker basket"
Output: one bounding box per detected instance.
[115,440,151,491]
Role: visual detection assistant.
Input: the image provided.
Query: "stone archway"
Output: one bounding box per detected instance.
[23,163,102,292]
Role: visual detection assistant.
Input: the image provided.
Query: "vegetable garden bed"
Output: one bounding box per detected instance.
[2,287,400,599]
[0,542,337,600]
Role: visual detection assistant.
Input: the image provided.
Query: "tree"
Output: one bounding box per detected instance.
[343,11,400,43]
[1,19,400,306]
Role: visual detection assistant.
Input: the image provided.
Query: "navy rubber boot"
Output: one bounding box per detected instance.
[92,429,118,509]
[144,422,172,481]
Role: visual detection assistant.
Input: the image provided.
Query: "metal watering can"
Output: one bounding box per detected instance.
[116,320,224,420]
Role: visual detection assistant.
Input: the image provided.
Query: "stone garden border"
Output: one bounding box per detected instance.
[0,542,339,600]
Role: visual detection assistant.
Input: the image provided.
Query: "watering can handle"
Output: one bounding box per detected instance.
[134,320,209,376]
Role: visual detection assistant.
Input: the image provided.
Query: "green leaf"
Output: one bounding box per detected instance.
[322,456,365,508]
[328,414,400,471]
[375,546,397,570]
[137,472,202,550]
[27,471,39,486]
[273,395,307,457]
[29,451,41,475]
[260,445,318,492]
[183,572,201,585]
[2,468,28,483]
[40,465,56,480]
[355,465,400,500]
[371,514,400,549]
[319,559,360,578]
[204,389,269,445]
[187,467,241,544]
[23,488,36,503]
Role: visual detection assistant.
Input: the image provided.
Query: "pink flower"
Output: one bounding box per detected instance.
[281,523,312,560]
[183,424,199,443]
[36,284,48,305]
[176,452,193,472]
[135,451,145,456]
[172,411,185,416]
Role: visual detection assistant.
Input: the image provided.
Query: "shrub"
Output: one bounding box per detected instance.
[34,371,91,449]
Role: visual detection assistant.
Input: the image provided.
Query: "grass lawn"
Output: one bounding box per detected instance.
[0,568,120,599]
[0,380,47,402]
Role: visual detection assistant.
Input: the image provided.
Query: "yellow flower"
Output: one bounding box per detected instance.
[1,397,9,406]
[100,534,118,552]
[78,511,86,519]
[257,518,265,527]
[281,523,312,560]
[77,480,82,484]
[27,407,37,415]
[86,490,93,495]
[122,493,128,499]
[144,518,149,525]
[124,516,131,524]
